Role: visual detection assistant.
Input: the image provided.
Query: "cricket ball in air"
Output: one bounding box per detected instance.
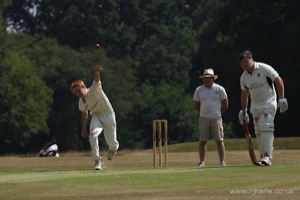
[95,44,100,49]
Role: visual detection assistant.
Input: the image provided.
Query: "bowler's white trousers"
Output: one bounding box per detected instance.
[89,111,119,161]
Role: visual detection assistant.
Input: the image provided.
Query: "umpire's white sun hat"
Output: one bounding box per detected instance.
[199,68,218,80]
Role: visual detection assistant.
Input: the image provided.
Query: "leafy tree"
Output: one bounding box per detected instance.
[4,0,102,49]
[0,49,53,153]
[6,33,139,152]
[3,0,300,153]
[190,0,300,136]
[130,1,198,89]
[122,81,198,148]
[0,5,6,63]
[4,0,198,87]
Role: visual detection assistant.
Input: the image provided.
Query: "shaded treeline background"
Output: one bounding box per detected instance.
[0,0,299,154]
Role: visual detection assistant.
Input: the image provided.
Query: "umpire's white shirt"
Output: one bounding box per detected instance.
[78,81,113,115]
[240,62,278,112]
[193,83,227,118]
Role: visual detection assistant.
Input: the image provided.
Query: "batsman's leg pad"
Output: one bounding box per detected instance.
[257,113,274,132]
[257,112,275,160]
[260,131,274,160]
[254,117,263,159]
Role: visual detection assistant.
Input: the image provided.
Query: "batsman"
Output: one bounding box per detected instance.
[238,50,288,166]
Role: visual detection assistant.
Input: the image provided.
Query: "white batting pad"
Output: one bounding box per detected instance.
[260,131,274,160]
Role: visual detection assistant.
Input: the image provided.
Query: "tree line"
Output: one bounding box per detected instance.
[0,0,299,153]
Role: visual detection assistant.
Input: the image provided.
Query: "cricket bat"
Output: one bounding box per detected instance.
[244,121,260,165]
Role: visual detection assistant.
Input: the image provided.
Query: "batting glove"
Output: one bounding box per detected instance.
[238,110,249,125]
[278,98,288,113]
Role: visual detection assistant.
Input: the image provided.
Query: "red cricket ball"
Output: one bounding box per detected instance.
[95,44,100,49]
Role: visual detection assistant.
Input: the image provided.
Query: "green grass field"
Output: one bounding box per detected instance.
[0,138,299,200]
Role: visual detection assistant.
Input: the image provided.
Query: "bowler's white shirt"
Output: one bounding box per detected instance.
[79,81,113,115]
[193,83,227,118]
[240,62,278,111]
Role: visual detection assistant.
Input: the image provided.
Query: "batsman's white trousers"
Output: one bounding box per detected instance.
[89,111,119,161]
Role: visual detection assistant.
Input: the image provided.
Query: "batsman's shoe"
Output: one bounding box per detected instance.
[220,162,227,167]
[94,160,102,170]
[107,150,115,160]
[197,162,205,167]
[261,157,272,166]
[255,161,265,166]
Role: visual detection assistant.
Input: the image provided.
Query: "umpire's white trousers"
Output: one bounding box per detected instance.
[89,111,119,161]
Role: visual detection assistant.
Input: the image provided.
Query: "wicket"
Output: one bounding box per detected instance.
[152,119,168,167]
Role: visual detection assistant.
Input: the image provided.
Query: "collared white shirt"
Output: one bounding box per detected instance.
[240,62,278,110]
[193,83,227,118]
[78,81,113,115]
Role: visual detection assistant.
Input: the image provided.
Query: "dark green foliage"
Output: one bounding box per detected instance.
[1,0,299,153]
[121,82,198,148]
[0,42,53,152]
